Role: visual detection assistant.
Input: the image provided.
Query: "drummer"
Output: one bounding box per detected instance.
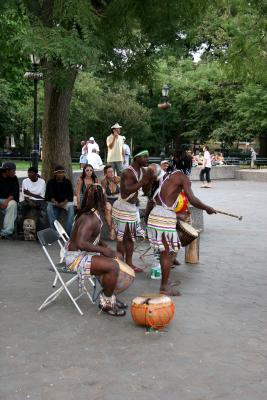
[112,149,153,272]
[64,184,127,316]
[147,170,216,296]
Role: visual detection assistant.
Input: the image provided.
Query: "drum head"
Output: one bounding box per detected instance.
[132,294,171,305]
[115,258,135,278]
[178,221,198,238]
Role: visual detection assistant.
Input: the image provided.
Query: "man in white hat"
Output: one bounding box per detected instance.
[87,137,99,155]
[106,123,124,176]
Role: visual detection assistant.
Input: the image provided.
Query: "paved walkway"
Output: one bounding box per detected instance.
[1,180,267,400]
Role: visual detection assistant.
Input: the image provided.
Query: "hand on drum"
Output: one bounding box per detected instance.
[141,168,154,186]
[101,247,116,258]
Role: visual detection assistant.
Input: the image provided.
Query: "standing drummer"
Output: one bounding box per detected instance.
[112,150,154,272]
[147,170,216,296]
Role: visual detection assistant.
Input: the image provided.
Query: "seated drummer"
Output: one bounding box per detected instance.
[64,183,127,317]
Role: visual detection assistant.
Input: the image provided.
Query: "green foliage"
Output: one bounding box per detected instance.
[70,73,151,155]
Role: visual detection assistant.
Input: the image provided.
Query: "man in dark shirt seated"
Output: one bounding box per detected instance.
[45,165,75,235]
[0,162,19,239]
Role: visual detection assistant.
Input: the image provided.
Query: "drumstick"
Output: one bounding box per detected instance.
[215,209,243,221]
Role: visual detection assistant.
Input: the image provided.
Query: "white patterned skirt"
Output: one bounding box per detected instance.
[112,198,139,242]
[147,205,181,253]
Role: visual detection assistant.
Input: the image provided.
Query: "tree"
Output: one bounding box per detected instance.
[17,0,209,179]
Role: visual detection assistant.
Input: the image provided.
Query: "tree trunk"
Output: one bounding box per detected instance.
[42,66,77,181]
[259,133,267,157]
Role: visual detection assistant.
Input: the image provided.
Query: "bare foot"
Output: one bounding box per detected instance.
[130,265,145,273]
[167,279,181,287]
[160,286,181,296]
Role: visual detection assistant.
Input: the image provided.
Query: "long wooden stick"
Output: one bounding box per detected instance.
[215,209,243,221]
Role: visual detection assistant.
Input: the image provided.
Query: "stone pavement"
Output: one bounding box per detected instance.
[0,180,267,400]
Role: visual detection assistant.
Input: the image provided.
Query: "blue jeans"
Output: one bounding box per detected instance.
[46,202,74,236]
[0,199,17,237]
[110,162,123,177]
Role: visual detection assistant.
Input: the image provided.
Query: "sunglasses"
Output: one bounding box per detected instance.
[85,168,93,172]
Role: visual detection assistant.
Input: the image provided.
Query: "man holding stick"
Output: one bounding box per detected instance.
[147,170,216,296]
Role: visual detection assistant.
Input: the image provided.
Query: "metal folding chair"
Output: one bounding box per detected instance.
[37,228,99,316]
[54,219,69,243]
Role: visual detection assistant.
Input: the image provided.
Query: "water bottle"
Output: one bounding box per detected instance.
[150,251,162,280]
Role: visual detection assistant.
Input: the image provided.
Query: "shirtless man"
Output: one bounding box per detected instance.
[147,170,216,296]
[112,150,153,272]
[64,184,126,316]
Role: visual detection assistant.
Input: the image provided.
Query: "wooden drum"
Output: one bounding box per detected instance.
[176,220,199,247]
[131,294,175,330]
[114,258,135,294]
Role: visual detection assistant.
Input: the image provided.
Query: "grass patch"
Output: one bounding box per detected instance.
[0,159,80,171]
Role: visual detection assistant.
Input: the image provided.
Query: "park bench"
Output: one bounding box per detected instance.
[223,157,250,166]
[254,158,267,168]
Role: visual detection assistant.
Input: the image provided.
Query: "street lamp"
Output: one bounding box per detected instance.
[24,54,43,169]
[158,84,171,159]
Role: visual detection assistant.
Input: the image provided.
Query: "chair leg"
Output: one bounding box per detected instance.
[38,275,84,315]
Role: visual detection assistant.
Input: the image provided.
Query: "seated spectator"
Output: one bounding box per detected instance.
[0,162,19,239]
[45,165,75,236]
[17,167,47,237]
[196,151,204,165]
[160,160,169,172]
[217,152,225,165]
[76,164,98,210]
[176,150,193,176]
[87,137,100,154]
[191,152,198,167]
[87,148,104,170]
[101,165,120,205]
[101,165,120,240]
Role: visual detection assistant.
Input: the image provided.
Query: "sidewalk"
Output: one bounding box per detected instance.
[1,180,267,400]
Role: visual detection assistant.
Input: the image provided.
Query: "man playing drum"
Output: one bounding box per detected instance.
[64,184,127,316]
[147,170,216,296]
[112,150,153,272]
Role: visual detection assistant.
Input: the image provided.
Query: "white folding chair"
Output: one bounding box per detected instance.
[54,219,69,243]
[37,228,99,316]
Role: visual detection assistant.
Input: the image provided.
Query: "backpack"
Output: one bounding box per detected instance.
[23,218,36,241]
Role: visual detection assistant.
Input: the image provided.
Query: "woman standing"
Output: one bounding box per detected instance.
[76,164,98,209]
[101,165,121,240]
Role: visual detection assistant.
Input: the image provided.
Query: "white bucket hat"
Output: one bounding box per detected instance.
[111,123,122,129]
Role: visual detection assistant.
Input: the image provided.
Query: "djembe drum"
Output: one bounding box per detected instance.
[114,258,135,294]
[176,220,199,247]
[131,294,175,330]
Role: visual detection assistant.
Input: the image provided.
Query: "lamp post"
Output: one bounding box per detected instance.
[24,54,43,169]
[158,84,171,160]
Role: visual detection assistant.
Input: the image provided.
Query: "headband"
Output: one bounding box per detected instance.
[133,150,149,158]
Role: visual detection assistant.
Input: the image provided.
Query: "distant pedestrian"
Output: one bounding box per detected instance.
[122,136,131,168]
[200,145,212,188]
[250,147,257,168]
[106,123,124,176]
